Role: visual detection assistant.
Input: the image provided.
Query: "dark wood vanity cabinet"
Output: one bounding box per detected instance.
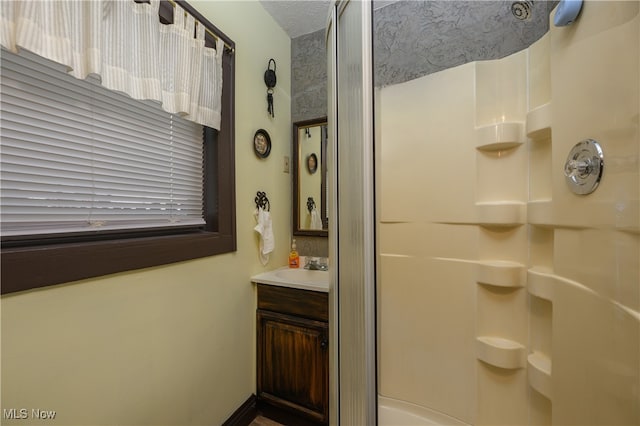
[256,284,329,424]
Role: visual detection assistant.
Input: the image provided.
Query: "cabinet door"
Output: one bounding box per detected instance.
[257,310,329,423]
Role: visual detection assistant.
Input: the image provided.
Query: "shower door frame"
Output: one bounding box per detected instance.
[327,0,378,424]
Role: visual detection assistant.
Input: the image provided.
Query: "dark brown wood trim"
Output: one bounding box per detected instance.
[257,399,324,426]
[222,394,258,426]
[259,392,325,423]
[1,231,235,294]
[216,41,237,247]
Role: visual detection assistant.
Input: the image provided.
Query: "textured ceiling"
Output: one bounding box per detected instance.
[260,0,399,39]
[260,0,332,39]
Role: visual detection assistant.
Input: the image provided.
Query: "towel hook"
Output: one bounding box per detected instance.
[307,197,316,213]
[255,191,270,211]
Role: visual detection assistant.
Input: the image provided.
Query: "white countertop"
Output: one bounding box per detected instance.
[251,266,329,293]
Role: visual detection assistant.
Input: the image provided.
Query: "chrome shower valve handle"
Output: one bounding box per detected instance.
[564,158,593,179]
[564,139,604,195]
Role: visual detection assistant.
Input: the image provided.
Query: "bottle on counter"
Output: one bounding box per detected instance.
[288,239,300,268]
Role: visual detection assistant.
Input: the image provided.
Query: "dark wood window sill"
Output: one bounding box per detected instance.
[1,231,236,294]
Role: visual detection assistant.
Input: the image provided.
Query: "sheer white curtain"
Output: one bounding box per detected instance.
[160,12,223,128]
[102,0,161,101]
[0,0,223,129]
[2,1,102,78]
[159,9,194,115]
[195,37,224,129]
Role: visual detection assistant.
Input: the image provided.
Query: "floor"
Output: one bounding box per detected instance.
[249,415,284,426]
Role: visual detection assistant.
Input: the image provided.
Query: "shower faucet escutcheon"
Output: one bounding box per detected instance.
[564,139,604,195]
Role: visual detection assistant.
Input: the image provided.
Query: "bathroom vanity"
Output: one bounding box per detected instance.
[252,268,329,425]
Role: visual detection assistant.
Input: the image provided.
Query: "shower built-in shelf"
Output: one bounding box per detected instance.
[476,261,525,288]
[527,200,553,226]
[476,336,526,369]
[528,352,552,399]
[527,268,555,302]
[476,202,526,227]
[526,103,552,140]
[618,226,640,235]
[475,122,525,151]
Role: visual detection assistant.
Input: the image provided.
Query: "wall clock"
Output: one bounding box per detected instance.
[253,129,271,158]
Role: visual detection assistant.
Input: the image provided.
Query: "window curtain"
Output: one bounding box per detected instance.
[0,0,223,130]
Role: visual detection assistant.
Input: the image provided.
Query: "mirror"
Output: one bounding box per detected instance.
[293,117,328,237]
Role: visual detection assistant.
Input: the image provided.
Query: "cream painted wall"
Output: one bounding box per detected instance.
[1,2,292,425]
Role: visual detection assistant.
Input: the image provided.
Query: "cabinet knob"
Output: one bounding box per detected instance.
[320,339,328,349]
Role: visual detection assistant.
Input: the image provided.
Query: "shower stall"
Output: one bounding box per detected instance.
[328,1,639,425]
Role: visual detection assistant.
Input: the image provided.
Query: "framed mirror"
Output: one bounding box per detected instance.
[293,117,328,237]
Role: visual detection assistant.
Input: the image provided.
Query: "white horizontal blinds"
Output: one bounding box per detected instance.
[1,49,205,237]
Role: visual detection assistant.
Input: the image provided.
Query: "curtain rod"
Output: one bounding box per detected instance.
[165,0,235,54]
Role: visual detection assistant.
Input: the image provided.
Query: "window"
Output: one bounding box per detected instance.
[1,1,236,294]
[2,50,206,237]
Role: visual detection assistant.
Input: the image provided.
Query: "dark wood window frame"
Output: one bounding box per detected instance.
[1,1,236,294]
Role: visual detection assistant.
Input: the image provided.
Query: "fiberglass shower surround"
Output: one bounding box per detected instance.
[376,2,638,425]
[329,0,639,425]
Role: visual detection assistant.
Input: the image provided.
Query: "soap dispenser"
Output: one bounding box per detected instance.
[288,239,299,268]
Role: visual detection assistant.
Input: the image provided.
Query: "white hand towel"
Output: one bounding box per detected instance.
[310,208,323,230]
[254,207,274,265]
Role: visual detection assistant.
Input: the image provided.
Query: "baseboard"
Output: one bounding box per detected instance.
[257,399,326,426]
[222,394,258,426]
